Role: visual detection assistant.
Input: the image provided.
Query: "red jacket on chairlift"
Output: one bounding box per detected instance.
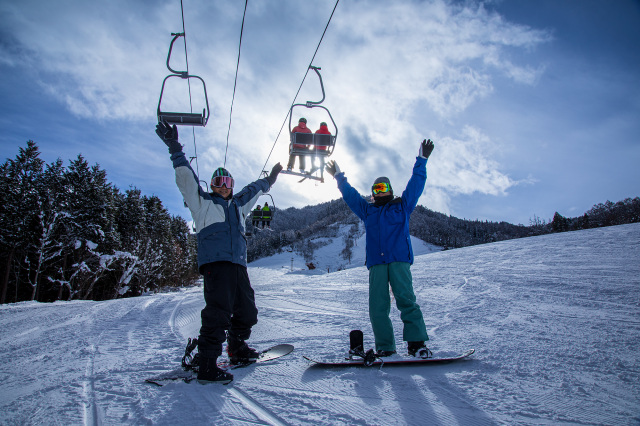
[291,122,312,149]
[314,123,331,151]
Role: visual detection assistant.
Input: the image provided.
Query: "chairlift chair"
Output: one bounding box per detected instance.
[282,66,338,183]
[246,193,276,237]
[157,33,210,126]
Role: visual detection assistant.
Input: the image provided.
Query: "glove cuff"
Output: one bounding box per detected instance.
[168,140,183,154]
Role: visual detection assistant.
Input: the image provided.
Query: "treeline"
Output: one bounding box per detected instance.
[5,139,637,304]
[248,194,640,261]
[551,198,640,232]
[0,141,199,304]
[409,206,531,249]
[246,196,534,261]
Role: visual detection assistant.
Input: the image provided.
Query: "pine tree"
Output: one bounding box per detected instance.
[552,212,570,233]
[0,141,44,303]
[65,155,119,299]
[31,158,68,301]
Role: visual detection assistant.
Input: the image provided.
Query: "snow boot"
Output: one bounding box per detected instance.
[197,357,233,384]
[375,350,396,357]
[408,341,433,359]
[227,335,259,365]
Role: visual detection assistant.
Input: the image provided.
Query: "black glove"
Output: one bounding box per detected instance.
[420,139,434,159]
[266,162,283,186]
[325,160,341,178]
[155,120,183,154]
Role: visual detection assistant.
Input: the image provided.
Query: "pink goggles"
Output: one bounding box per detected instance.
[211,175,234,189]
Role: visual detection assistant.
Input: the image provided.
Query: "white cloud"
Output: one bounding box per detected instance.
[430,125,514,196]
[1,0,551,217]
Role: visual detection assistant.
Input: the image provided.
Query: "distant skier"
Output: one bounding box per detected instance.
[325,139,435,358]
[261,202,271,229]
[156,120,283,383]
[252,205,262,227]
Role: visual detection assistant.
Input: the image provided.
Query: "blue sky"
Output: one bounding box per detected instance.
[1,0,639,226]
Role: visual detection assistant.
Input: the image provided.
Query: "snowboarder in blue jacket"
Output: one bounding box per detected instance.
[325,139,435,358]
[156,121,283,383]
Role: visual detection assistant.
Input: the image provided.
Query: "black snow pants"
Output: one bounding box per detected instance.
[198,261,258,358]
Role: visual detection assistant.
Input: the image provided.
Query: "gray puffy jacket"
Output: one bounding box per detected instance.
[171,151,271,270]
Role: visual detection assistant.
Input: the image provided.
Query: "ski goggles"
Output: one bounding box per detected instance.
[372,182,391,194]
[211,175,235,189]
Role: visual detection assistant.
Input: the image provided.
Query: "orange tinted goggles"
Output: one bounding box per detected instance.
[372,182,390,194]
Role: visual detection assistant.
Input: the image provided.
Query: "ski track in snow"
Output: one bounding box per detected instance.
[0,223,639,425]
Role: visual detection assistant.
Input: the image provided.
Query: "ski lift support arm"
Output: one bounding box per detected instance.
[288,65,338,140]
[157,32,210,126]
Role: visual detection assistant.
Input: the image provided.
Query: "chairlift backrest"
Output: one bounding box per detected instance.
[158,109,208,126]
[313,134,333,149]
[291,133,314,145]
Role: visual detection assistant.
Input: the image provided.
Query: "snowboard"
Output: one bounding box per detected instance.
[304,329,474,367]
[303,348,475,367]
[145,343,294,386]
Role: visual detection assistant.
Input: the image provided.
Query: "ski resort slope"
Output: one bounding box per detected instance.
[249,224,442,274]
[1,223,639,425]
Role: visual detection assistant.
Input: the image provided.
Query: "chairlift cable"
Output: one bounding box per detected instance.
[258,0,340,179]
[179,0,200,178]
[224,0,249,168]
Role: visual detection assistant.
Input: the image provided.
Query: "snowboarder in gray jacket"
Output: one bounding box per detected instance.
[325,139,435,359]
[156,121,283,383]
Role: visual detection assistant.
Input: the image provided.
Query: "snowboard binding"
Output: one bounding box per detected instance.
[347,330,381,367]
[182,337,200,372]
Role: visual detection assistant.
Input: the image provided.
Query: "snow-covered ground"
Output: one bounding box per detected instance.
[1,223,639,425]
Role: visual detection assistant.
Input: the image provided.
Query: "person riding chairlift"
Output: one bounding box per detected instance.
[312,122,331,173]
[261,202,271,229]
[287,117,312,172]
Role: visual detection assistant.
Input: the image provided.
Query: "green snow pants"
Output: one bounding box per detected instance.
[368,262,429,352]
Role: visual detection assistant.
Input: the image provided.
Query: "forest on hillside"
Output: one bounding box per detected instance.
[0,141,199,304]
[248,195,640,261]
[2,141,639,304]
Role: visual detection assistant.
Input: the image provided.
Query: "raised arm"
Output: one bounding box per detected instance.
[401,139,434,212]
[156,121,207,213]
[326,160,368,221]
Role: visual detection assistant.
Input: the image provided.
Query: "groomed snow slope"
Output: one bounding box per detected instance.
[1,223,638,425]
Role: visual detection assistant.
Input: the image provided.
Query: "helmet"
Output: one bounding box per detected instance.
[210,167,234,190]
[299,117,307,123]
[320,122,328,127]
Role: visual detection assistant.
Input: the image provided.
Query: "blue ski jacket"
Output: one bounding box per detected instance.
[170,151,271,270]
[335,156,428,269]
